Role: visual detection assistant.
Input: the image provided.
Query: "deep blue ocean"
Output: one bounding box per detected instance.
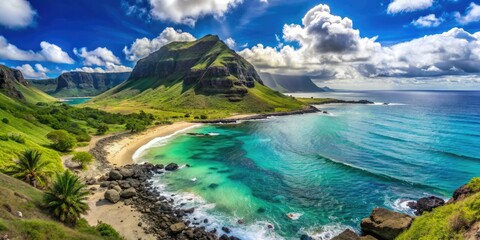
[136,91,480,239]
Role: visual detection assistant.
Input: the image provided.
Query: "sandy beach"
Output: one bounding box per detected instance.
[105,121,200,166]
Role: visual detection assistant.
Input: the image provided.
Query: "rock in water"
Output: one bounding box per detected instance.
[169,222,186,234]
[332,229,360,240]
[109,170,123,180]
[300,234,315,240]
[361,208,413,240]
[408,196,445,215]
[104,189,120,203]
[120,188,137,199]
[165,163,179,171]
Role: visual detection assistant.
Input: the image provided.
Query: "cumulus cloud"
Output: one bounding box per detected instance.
[15,63,48,79]
[387,0,434,14]
[74,47,121,66]
[148,0,242,26]
[123,27,196,61]
[455,2,480,24]
[71,63,133,73]
[0,36,74,64]
[0,0,36,29]
[225,37,236,48]
[411,14,443,28]
[239,4,480,82]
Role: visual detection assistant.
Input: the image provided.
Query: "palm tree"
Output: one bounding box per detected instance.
[6,149,53,188]
[44,170,89,225]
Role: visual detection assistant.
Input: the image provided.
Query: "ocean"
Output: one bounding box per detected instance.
[134,91,480,240]
[61,97,92,105]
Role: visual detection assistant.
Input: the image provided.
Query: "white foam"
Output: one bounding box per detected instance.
[149,176,285,240]
[384,197,415,215]
[371,102,406,106]
[132,124,202,161]
[301,223,353,240]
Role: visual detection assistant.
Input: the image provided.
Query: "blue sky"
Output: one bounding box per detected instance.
[0,0,479,89]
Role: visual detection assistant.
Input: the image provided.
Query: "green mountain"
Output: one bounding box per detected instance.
[29,72,130,97]
[259,72,327,93]
[0,65,56,103]
[88,35,305,117]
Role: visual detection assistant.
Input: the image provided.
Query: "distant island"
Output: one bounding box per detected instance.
[259,72,333,93]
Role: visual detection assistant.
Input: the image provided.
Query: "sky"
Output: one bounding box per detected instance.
[0,0,479,90]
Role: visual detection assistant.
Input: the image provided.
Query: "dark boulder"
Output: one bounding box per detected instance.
[361,208,413,240]
[332,229,360,240]
[109,170,123,180]
[165,163,179,171]
[120,188,137,199]
[408,196,445,215]
[104,189,120,203]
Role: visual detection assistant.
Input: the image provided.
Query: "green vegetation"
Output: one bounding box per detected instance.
[297,97,343,104]
[72,152,93,170]
[47,130,77,152]
[398,178,480,240]
[96,124,109,135]
[0,173,121,240]
[3,149,53,188]
[44,171,89,225]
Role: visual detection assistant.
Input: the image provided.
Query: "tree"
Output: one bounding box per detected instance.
[5,149,52,188]
[44,170,89,225]
[125,120,147,133]
[47,130,77,152]
[72,152,93,170]
[96,124,109,135]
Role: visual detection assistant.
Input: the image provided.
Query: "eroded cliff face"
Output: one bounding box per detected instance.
[129,35,263,98]
[55,72,130,94]
[0,65,28,100]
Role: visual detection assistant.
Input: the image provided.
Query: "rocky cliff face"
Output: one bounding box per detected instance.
[129,35,263,99]
[0,65,28,100]
[54,72,130,96]
[259,72,325,93]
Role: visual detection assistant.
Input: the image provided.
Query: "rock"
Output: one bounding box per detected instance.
[89,187,97,191]
[184,208,195,214]
[219,235,229,240]
[17,211,22,218]
[109,170,123,180]
[120,188,137,199]
[165,163,179,171]
[169,222,186,234]
[222,226,231,234]
[104,190,120,203]
[360,235,378,240]
[113,186,122,192]
[85,177,96,185]
[332,229,360,240]
[100,181,109,188]
[448,184,477,203]
[408,196,445,215]
[119,168,134,178]
[138,222,142,227]
[300,234,314,240]
[118,180,131,189]
[361,208,413,240]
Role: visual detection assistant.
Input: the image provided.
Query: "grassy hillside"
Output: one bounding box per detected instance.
[398,178,480,240]
[86,35,306,118]
[0,173,121,240]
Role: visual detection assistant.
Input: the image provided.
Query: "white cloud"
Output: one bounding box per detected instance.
[239,4,480,82]
[123,27,196,61]
[71,63,133,73]
[411,14,443,28]
[15,63,48,79]
[455,2,480,24]
[148,0,242,26]
[225,37,236,48]
[387,0,434,14]
[74,47,121,66]
[0,0,36,29]
[0,36,74,64]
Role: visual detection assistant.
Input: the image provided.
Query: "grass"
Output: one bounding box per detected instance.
[0,173,122,240]
[297,97,344,104]
[398,178,480,240]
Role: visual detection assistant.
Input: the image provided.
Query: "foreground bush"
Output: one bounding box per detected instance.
[72,152,93,170]
[47,130,77,152]
[44,170,89,225]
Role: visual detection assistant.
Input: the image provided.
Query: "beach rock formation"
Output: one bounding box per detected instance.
[120,187,137,198]
[109,170,123,180]
[104,189,120,203]
[407,196,445,215]
[332,229,360,240]
[165,163,179,171]
[360,208,413,240]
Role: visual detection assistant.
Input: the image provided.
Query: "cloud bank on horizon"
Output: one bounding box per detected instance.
[0,0,479,89]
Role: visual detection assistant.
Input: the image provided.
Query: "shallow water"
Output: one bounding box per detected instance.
[136,91,480,239]
[61,97,91,105]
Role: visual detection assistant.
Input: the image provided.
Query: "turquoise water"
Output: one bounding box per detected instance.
[61,97,91,105]
[136,91,480,239]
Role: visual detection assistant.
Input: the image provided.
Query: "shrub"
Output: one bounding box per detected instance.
[44,170,89,225]
[96,124,109,135]
[0,135,8,141]
[184,113,191,118]
[2,118,9,124]
[449,211,468,232]
[125,120,147,133]
[47,130,77,152]
[72,152,93,170]
[0,219,8,231]
[9,134,25,144]
[96,221,122,238]
[200,114,208,119]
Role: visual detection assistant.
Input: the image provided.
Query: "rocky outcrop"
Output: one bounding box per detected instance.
[104,189,120,203]
[332,229,360,240]
[259,72,326,93]
[360,208,413,240]
[52,72,130,97]
[0,65,28,100]
[128,35,263,100]
[407,196,445,215]
[165,163,179,171]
